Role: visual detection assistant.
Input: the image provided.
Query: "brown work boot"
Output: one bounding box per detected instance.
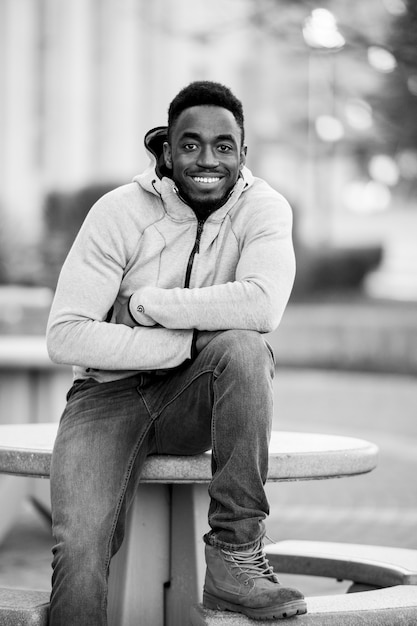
[203,541,307,620]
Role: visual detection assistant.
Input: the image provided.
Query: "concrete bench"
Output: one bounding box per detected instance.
[190,586,417,625]
[265,540,417,589]
[0,588,49,625]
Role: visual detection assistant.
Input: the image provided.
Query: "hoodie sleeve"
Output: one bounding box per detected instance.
[46,191,193,371]
[130,188,296,334]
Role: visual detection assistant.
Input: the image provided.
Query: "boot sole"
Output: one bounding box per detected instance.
[203,591,308,620]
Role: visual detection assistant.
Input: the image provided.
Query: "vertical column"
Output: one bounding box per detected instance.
[94,0,142,179]
[166,484,210,626]
[0,0,44,240]
[42,0,96,188]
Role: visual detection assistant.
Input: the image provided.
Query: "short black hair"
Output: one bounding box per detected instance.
[167,81,245,144]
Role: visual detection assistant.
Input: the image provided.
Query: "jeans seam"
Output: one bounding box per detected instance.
[208,370,221,528]
[103,417,155,579]
[159,368,215,415]
[153,368,215,453]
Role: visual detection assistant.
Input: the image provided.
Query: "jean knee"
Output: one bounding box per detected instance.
[216,330,274,374]
[210,331,274,438]
[53,540,94,581]
[52,507,112,564]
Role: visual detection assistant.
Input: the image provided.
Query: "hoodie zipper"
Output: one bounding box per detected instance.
[184,219,205,288]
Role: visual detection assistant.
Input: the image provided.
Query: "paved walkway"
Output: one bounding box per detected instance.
[266,367,417,594]
[0,500,52,591]
[269,368,417,544]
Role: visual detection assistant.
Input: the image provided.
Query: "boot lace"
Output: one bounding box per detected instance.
[222,542,279,583]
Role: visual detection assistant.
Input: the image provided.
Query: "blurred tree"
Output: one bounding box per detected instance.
[42,184,121,288]
[370,1,417,153]
[0,218,9,283]
[0,208,43,286]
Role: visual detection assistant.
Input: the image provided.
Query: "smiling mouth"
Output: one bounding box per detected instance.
[191,176,221,184]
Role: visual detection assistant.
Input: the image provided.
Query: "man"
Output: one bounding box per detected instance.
[46,80,306,623]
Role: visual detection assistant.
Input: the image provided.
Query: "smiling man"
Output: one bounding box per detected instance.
[46,81,305,623]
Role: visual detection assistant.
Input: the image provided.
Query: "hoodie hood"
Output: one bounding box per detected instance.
[144,126,171,180]
[134,126,254,198]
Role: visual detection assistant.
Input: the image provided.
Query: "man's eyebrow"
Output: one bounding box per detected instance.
[179,131,238,144]
[179,131,201,141]
[216,134,238,143]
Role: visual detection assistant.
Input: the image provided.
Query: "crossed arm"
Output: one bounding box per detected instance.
[116,299,222,354]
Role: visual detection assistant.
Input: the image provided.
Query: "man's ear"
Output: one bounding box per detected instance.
[163,142,172,169]
[240,145,247,170]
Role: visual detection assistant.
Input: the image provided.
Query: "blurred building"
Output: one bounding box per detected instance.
[1,0,265,241]
[1,0,416,298]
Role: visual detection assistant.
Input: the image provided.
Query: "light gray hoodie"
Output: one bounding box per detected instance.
[46,128,296,383]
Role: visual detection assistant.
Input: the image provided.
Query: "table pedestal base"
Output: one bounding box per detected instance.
[108,483,209,626]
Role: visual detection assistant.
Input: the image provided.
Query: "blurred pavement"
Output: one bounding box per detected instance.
[267,367,417,594]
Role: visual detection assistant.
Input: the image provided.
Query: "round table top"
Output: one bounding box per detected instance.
[0,422,378,483]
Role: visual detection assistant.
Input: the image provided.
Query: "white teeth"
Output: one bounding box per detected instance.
[192,177,220,184]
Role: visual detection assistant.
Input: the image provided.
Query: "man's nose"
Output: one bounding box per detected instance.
[197,145,219,168]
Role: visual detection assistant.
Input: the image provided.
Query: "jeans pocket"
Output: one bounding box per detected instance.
[65,378,97,401]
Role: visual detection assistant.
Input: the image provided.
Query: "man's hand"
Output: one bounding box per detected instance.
[129,290,156,326]
[116,297,156,328]
[195,331,223,353]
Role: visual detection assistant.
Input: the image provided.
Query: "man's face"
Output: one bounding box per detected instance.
[163,105,247,214]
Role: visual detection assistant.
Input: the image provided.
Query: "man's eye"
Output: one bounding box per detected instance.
[218,145,232,153]
[183,144,198,151]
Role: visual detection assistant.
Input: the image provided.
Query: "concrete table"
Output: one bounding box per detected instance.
[0,422,378,626]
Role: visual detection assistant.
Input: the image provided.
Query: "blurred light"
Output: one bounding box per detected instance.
[367,46,397,73]
[315,115,344,141]
[407,74,417,96]
[397,149,417,179]
[368,154,399,186]
[343,180,391,213]
[382,0,407,15]
[345,99,373,130]
[302,8,345,50]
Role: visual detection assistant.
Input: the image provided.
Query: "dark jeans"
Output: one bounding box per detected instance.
[49,330,275,625]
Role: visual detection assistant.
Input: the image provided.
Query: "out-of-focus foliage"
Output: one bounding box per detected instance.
[0,218,9,284]
[0,209,44,286]
[370,1,417,153]
[292,243,383,299]
[42,184,121,288]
